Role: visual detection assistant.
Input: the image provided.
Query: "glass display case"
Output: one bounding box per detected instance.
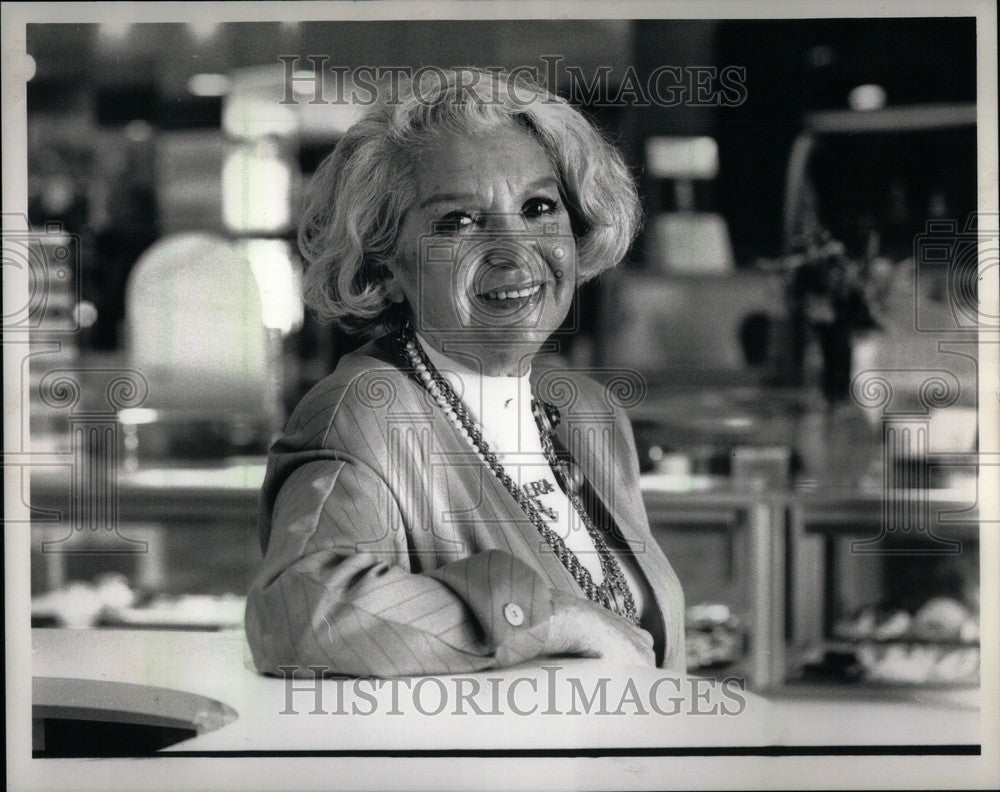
[788,489,980,691]
[645,481,980,695]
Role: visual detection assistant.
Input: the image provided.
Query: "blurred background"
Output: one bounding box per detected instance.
[22,19,981,694]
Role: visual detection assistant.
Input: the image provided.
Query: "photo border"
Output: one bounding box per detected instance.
[4,1,997,789]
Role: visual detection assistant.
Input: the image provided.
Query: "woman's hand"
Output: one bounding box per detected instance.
[543,591,656,668]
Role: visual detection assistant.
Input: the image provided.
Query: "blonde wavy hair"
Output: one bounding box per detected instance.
[298,67,642,336]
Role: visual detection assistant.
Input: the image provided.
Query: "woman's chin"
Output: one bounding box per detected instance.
[417,326,556,377]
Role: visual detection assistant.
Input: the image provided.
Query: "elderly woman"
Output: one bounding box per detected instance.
[246,68,685,677]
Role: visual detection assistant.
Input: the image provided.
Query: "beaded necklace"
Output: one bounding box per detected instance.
[397,323,639,625]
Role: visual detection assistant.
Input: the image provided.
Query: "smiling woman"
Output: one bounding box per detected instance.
[245,67,686,678]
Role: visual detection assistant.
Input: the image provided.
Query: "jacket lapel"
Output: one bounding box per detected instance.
[542,384,678,661]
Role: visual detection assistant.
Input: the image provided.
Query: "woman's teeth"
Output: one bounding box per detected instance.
[482,284,542,300]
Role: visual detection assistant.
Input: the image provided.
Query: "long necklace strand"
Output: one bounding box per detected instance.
[397,324,639,625]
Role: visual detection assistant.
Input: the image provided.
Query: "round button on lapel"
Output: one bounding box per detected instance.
[503,602,524,626]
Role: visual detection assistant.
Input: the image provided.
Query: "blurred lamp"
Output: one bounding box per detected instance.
[99,22,132,42]
[188,21,218,43]
[125,233,270,412]
[848,84,887,112]
[188,73,230,97]
[221,140,292,234]
[646,136,719,179]
[72,300,98,329]
[118,408,160,426]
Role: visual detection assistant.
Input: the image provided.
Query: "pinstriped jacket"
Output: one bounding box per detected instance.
[245,333,686,676]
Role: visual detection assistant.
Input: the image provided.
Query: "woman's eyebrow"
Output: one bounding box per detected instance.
[418,192,481,210]
[418,177,560,210]
[521,176,560,193]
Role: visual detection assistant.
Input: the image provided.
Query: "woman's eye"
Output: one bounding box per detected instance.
[523,198,559,219]
[436,211,478,233]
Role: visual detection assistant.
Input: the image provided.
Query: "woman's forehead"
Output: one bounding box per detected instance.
[411,126,558,199]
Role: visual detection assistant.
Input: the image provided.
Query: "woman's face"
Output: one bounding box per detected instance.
[390,124,578,376]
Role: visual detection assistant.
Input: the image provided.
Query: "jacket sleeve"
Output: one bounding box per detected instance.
[614,402,687,674]
[245,452,557,677]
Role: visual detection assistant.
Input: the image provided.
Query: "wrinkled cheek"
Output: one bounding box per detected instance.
[448,270,476,324]
[546,245,577,286]
[451,296,476,326]
[549,248,578,323]
[404,258,454,322]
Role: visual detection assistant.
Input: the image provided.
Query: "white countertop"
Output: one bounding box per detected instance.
[31,629,979,753]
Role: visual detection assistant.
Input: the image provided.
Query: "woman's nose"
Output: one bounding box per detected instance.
[476,214,537,268]
[482,242,526,270]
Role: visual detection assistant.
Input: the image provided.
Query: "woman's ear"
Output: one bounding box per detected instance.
[383,269,406,304]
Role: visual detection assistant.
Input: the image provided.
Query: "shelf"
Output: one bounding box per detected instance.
[823,637,979,648]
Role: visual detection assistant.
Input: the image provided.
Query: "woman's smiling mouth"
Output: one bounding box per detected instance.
[478,283,543,301]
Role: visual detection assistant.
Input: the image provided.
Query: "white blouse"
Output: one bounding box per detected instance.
[418,335,647,617]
